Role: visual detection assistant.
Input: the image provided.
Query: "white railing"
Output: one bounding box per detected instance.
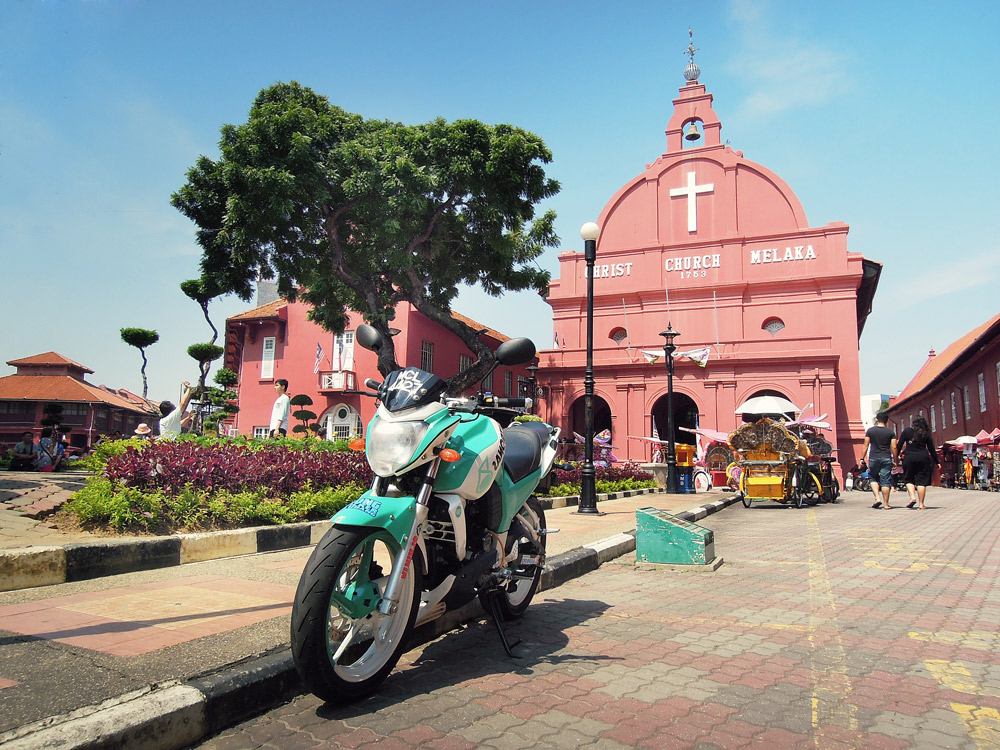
[320,371,356,391]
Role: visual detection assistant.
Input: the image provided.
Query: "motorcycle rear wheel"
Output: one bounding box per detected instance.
[481,497,546,620]
[291,526,421,702]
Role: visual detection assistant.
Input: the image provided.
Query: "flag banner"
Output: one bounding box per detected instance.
[554,331,560,348]
[640,349,661,364]
[675,346,711,367]
[313,343,324,374]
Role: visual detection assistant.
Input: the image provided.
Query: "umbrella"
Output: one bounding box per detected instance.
[976,429,992,444]
[991,428,1000,441]
[735,395,799,415]
[947,435,979,446]
[679,426,732,443]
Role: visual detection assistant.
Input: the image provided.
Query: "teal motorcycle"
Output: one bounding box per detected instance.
[291,324,560,702]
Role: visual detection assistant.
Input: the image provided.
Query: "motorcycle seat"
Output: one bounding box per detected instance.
[503,422,550,483]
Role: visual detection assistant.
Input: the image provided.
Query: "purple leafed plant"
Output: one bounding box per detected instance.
[104,442,373,496]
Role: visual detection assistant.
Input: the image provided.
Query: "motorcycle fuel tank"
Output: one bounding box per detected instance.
[434,417,505,499]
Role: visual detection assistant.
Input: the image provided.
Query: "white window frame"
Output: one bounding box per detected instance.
[930,404,936,431]
[459,354,473,374]
[261,337,276,380]
[979,373,987,413]
[951,392,958,425]
[421,341,434,373]
[504,370,513,396]
[253,426,269,439]
[483,370,494,393]
[963,386,971,420]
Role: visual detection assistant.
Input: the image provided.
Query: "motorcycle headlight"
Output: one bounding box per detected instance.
[366,417,430,477]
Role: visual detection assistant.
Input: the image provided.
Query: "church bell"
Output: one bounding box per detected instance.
[685,122,701,141]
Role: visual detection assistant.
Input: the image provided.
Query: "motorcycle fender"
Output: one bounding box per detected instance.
[332,492,416,548]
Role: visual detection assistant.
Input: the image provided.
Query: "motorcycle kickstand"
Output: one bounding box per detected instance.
[481,589,522,658]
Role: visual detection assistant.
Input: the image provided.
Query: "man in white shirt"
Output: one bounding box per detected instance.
[158,382,195,439]
[269,379,291,437]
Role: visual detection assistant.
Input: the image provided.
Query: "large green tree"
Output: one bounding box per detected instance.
[171,81,559,389]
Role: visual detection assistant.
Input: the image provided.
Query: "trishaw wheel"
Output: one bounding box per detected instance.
[802,471,823,506]
[741,492,752,508]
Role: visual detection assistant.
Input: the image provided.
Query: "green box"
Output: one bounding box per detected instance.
[635,507,715,565]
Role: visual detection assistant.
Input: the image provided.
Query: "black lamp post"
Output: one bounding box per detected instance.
[526,364,538,415]
[578,221,601,514]
[660,325,680,494]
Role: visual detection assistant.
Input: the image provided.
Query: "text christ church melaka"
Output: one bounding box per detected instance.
[536,39,881,477]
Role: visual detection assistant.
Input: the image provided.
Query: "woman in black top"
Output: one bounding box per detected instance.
[893,416,939,509]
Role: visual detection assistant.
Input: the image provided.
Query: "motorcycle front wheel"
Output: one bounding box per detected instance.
[481,496,546,620]
[291,526,422,702]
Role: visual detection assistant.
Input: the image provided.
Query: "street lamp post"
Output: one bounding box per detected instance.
[660,325,680,494]
[578,222,601,514]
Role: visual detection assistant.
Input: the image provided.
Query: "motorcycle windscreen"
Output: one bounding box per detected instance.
[381,368,449,412]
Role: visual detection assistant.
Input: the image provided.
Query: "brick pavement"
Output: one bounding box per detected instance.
[193,489,1000,750]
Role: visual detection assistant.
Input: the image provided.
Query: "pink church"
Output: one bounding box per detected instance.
[537,56,881,474]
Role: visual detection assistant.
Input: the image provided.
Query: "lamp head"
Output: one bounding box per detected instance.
[580,222,600,241]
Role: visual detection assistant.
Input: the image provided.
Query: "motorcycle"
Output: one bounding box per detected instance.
[291,324,560,702]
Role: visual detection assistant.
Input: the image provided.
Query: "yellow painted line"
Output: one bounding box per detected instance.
[805,510,858,733]
[909,630,1000,651]
[951,704,1000,749]
[863,560,976,574]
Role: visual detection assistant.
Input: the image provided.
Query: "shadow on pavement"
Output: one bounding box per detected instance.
[316,598,614,720]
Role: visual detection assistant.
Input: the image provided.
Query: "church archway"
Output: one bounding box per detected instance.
[651,393,700,449]
[569,394,613,444]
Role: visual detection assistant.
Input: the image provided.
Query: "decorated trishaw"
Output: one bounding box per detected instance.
[727,417,837,508]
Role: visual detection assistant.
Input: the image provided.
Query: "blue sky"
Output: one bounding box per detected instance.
[3,0,999,405]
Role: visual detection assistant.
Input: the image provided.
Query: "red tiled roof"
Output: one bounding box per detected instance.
[449,311,510,343]
[894,310,1000,407]
[0,375,157,413]
[228,299,286,322]
[228,298,512,343]
[6,352,94,373]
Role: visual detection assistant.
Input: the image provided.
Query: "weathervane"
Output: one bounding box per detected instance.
[684,27,701,82]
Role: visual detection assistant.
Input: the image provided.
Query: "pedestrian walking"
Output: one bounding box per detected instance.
[895,415,939,509]
[269,379,290,438]
[862,411,897,509]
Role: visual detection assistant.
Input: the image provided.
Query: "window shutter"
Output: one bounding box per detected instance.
[261,337,276,379]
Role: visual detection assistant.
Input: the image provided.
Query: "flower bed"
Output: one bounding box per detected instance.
[543,461,657,496]
[65,436,373,533]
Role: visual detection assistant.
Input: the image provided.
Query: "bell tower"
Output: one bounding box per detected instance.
[664,29,722,154]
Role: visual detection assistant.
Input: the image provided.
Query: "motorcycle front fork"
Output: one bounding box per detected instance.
[377,457,441,615]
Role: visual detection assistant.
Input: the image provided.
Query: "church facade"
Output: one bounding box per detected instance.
[537,56,881,474]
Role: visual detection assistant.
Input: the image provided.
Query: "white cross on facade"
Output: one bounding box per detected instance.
[669,171,714,233]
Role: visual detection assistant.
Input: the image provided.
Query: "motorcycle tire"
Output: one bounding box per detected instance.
[291,525,422,703]
[857,477,871,493]
[481,496,546,620]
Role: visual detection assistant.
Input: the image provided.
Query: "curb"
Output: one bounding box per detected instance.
[0,487,672,593]
[0,495,738,750]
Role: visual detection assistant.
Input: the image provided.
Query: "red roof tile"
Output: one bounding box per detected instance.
[0,375,156,413]
[6,352,94,373]
[895,310,1000,407]
[228,300,287,322]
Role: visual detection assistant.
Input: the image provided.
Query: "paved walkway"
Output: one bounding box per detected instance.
[0,471,104,549]
[0,485,720,743]
[191,487,1000,750]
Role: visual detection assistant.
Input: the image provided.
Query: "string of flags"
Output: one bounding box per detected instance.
[639,346,711,367]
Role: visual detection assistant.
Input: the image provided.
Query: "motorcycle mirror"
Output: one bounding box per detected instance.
[494,337,536,366]
[356,324,384,352]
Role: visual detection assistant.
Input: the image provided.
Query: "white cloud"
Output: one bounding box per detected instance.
[888,249,1000,308]
[725,0,852,120]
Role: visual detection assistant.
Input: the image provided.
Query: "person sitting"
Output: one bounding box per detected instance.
[134,423,152,440]
[10,431,37,471]
[158,381,196,440]
[35,427,58,471]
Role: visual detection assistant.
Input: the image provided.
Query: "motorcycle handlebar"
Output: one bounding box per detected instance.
[364,378,381,390]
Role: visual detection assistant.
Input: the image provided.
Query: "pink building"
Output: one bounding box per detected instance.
[224,297,534,439]
[537,61,881,473]
[887,311,1000,486]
